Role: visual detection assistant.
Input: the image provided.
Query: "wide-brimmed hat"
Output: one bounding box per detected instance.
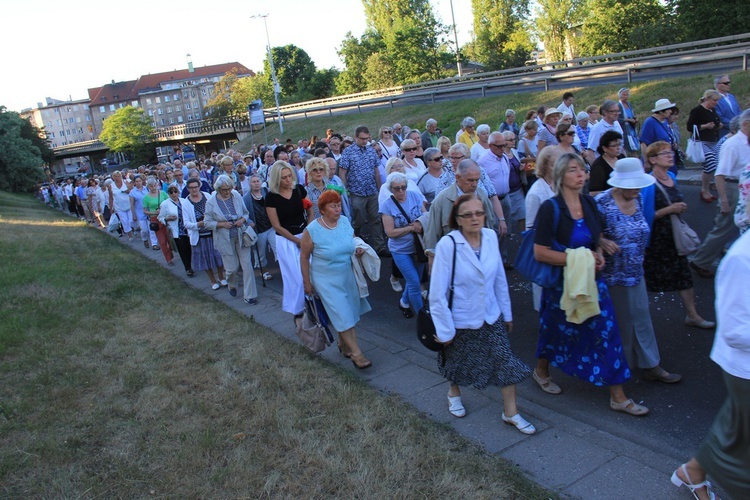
[607,158,655,189]
[652,98,677,113]
[544,108,563,119]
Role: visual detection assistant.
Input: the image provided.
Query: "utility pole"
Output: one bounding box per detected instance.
[251,14,284,134]
[449,0,462,77]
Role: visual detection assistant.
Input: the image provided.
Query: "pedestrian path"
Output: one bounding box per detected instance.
[117,231,708,500]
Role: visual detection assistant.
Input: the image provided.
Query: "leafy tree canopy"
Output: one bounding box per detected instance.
[99,106,154,166]
[0,106,48,192]
[470,0,534,70]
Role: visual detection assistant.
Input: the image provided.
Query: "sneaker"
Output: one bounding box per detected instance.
[128,237,134,242]
[502,412,536,435]
[220,279,228,287]
[448,395,466,418]
[228,287,237,297]
[262,272,273,281]
[211,283,221,291]
[244,298,258,305]
[390,275,403,292]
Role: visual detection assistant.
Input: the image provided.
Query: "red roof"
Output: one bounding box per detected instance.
[86,62,254,104]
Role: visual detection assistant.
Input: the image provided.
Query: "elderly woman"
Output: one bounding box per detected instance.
[417,147,445,207]
[457,117,478,148]
[532,153,647,416]
[500,109,520,137]
[217,156,241,193]
[586,105,600,126]
[305,157,332,219]
[380,172,427,318]
[159,184,194,276]
[266,161,314,321]
[129,176,155,249]
[470,124,491,161]
[537,108,563,150]
[204,174,258,304]
[617,88,640,157]
[431,194,535,434]
[553,122,580,156]
[588,131,624,195]
[300,191,372,369]
[595,158,681,383]
[406,129,425,158]
[142,177,174,265]
[640,98,678,161]
[85,178,103,227]
[108,170,134,241]
[687,90,723,203]
[183,178,226,290]
[643,142,714,329]
[242,174,275,281]
[400,139,426,182]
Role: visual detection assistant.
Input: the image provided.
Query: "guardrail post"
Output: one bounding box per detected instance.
[329,107,333,116]
[357,103,361,113]
[390,98,394,108]
[627,67,632,83]
[431,93,435,104]
[744,52,748,71]
[481,86,486,98]
[544,79,549,92]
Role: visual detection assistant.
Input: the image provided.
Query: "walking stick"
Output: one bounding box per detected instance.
[255,243,266,287]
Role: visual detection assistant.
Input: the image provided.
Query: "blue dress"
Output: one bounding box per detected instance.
[306,217,371,332]
[536,218,631,386]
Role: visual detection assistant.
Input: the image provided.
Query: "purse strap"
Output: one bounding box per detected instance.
[447,235,456,309]
[692,125,701,141]
[653,177,684,222]
[390,194,412,223]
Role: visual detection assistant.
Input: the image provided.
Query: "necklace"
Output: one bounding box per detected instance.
[320,217,338,230]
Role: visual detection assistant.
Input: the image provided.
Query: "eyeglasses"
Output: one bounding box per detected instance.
[563,131,576,136]
[489,143,505,148]
[607,142,623,148]
[449,155,465,160]
[356,136,371,141]
[457,210,485,219]
[655,151,674,157]
[403,147,417,152]
[719,81,731,85]
[310,167,325,172]
[431,156,444,162]
[218,187,232,192]
[391,185,407,192]
[605,109,620,114]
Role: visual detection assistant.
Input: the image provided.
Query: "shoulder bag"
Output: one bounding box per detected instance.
[685,125,705,164]
[417,235,456,352]
[390,195,428,263]
[653,181,701,256]
[296,294,334,353]
[513,198,564,288]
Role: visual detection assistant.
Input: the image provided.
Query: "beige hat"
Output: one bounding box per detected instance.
[652,99,677,113]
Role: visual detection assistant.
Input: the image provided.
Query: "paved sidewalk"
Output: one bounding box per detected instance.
[109,230,707,500]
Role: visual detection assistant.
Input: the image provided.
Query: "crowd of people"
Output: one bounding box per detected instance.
[38,76,749,498]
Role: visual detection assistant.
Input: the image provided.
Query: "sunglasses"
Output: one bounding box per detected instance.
[457,210,485,219]
[432,156,444,162]
[391,185,407,192]
[563,131,576,136]
[403,147,417,152]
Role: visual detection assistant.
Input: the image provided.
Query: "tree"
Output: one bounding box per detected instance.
[0,106,49,192]
[578,0,672,56]
[535,0,585,63]
[262,45,316,102]
[99,107,155,166]
[207,70,275,118]
[335,31,387,94]
[206,68,243,117]
[296,68,339,102]
[672,0,750,42]
[471,0,535,70]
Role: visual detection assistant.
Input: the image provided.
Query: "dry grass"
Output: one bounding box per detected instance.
[0,191,552,498]
[237,70,749,151]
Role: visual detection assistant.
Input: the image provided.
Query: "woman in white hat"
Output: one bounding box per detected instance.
[595,158,682,384]
[536,108,563,151]
[639,99,678,161]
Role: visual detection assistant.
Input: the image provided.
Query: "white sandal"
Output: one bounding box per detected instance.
[670,464,717,499]
[502,412,536,435]
[447,395,465,418]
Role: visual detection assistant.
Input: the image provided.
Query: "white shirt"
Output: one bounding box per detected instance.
[429,228,512,342]
[587,119,624,158]
[716,130,750,179]
[525,177,555,229]
[557,102,575,117]
[711,229,750,379]
[470,142,490,161]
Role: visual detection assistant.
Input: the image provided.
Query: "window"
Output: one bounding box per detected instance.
[63,118,68,124]
[187,114,193,121]
[43,111,50,117]
[86,115,91,122]
[99,106,105,113]
[84,104,89,110]
[78,127,83,133]
[164,95,170,102]
[169,117,174,124]
[175,105,181,112]
[185,103,191,110]
[48,132,55,138]
[148,109,153,116]
[167,107,172,113]
[160,119,166,126]
[183,91,188,99]
[131,101,139,107]
[173,94,179,101]
[67,107,72,112]
[146,98,152,105]
[191,90,196,97]
[192,101,199,109]
[109,104,115,111]
[76,117,81,123]
[54,108,60,114]
[157,108,163,115]
[118,103,124,108]
[155,97,161,104]
[177,115,183,123]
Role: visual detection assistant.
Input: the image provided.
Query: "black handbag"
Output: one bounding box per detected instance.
[149,221,160,231]
[390,195,428,263]
[416,235,456,352]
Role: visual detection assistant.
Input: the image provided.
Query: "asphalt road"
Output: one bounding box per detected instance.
[257,183,730,462]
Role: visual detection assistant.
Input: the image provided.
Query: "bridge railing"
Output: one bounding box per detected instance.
[151,116,252,141]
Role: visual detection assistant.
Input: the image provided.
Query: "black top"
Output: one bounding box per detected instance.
[589,154,624,193]
[534,194,602,249]
[686,104,720,143]
[265,184,308,235]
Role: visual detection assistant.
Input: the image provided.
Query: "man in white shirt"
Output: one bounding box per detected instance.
[690,109,750,278]
[557,92,575,117]
[587,100,624,158]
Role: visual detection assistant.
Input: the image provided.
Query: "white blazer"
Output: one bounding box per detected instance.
[429,228,512,342]
[158,197,192,239]
[180,195,203,246]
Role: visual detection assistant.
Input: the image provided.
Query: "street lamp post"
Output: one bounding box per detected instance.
[251,13,284,134]
[449,0,462,77]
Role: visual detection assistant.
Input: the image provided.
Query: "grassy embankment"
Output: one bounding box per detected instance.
[0,191,552,497]
[237,71,749,151]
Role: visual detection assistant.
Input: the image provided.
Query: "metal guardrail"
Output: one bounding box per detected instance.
[151,116,252,141]
[271,33,750,120]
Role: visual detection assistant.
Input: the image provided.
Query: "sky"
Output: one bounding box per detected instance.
[1,0,474,113]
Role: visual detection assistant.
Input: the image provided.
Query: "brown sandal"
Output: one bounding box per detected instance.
[337,340,351,358]
[350,353,372,369]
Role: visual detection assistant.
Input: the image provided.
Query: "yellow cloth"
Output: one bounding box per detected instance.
[560,247,600,324]
[458,131,478,148]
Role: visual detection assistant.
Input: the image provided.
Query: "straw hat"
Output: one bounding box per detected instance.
[544,108,563,119]
[607,158,655,189]
[652,98,677,113]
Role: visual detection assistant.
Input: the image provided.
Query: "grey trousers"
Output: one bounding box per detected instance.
[222,237,257,301]
[608,281,661,370]
[691,184,739,269]
[350,193,385,252]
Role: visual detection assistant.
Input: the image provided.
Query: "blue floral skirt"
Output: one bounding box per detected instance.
[536,279,631,386]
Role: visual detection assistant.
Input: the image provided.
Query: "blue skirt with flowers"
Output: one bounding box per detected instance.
[537,279,631,386]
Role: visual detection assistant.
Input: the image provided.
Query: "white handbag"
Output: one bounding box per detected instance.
[685,125,705,164]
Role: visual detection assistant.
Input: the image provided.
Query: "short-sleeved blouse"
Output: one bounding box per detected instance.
[379,190,423,254]
[265,184,308,235]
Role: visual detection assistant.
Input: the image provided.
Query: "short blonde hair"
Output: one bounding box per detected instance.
[385,157,405,175]
[400,138,417,151]
[305,156,329,177]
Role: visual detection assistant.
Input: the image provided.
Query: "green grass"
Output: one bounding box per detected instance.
[236,70,749,150]
[0,191,553,498]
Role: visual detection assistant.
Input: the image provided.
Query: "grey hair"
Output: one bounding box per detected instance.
[449,143,470,157]
[501,131,516,141]
[476,124,491,135]
[385,157,405,175]
[188,168,200,178]
[729,115,742,134]
[426,118,437,127]
[145,176,159,189]
[461,116,476,128]
[552,153,586,194]
[213,174,235,192]
[385,172,409,192]
[714,74,729,87]
[505,109,515,117]
[739,108,750,126]
[456,158,480,177]
[618,88,629,98]
[186,161,196,169]
[423,147,440,163]
[488,131,505,144]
